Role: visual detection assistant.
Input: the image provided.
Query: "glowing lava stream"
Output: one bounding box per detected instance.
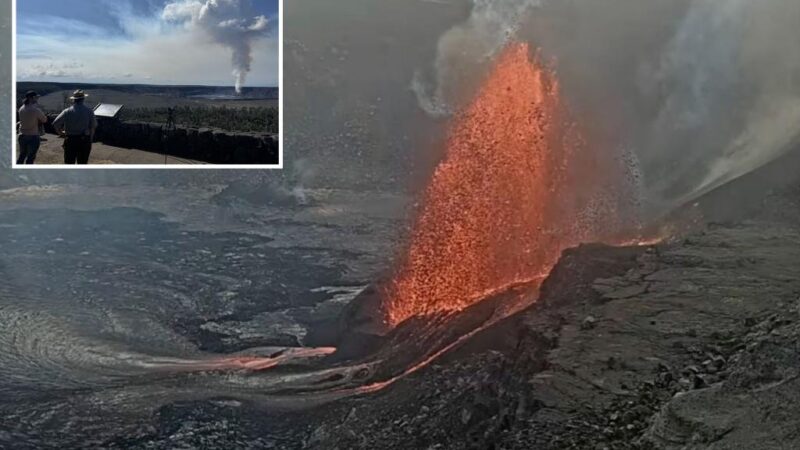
[147,347,338,372]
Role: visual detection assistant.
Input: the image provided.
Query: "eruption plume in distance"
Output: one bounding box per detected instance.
[163,0,270,93]
[384,42,634,327]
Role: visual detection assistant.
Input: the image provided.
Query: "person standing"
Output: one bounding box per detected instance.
[16,91,48,165]
[52,90,97,164]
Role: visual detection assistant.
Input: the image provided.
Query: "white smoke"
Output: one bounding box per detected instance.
[637,0,800,208]
[413,0,541,117]
[637,0,748,204]
[684,0,800,204]
[163,0,270,93]
[416,0,800,216]
[290,157,317,205]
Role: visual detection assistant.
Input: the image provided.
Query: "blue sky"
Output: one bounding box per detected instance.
[17,0,279,87]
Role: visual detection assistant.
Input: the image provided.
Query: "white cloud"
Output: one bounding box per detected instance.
[16,0,277,88]
[162,0,204,22]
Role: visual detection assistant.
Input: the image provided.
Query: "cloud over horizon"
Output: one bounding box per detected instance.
[16,0,279,88]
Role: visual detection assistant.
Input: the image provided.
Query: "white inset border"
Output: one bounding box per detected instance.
[11,0,283,170]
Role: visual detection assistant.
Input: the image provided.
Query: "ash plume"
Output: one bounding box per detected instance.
[163,0,270,93]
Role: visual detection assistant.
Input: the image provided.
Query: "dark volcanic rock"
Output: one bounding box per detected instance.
[197,128,214,159]
[294,184,800,450]
[91,121,276,164]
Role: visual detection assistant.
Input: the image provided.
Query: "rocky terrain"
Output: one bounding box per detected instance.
[287,182,800,450]
[32,115,279,165]
[45,166,793,450]
[0,162,797,449]
[94,121,278,165]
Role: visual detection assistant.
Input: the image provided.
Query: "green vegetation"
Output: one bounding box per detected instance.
[123,106,278,134]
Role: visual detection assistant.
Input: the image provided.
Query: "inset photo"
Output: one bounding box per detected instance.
[12,0,281,168]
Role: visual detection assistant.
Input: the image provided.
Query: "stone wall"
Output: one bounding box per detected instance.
[45,115,278,165]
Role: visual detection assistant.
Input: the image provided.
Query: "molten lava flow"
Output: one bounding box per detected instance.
[143,347,337,372]
[384,42,630,326]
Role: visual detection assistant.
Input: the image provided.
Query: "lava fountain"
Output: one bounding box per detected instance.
[383,42,633,327]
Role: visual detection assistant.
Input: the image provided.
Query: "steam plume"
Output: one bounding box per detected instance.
[163,0,270,93]
[418,0,800,218]
[641,0,800,207]
[412,0,541,117]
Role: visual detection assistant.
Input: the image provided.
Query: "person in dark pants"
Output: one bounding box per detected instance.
[63,135,92,164]
[16,90,48,165]
[52,90,97,164]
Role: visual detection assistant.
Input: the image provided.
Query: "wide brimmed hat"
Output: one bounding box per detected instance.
[24,90,39,98]
[69,90,88,100]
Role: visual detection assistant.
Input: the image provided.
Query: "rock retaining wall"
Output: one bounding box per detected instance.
[44,115,278,165]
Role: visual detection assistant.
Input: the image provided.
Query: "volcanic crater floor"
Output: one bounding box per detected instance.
[0,182,798,449]
[161,185,798,450]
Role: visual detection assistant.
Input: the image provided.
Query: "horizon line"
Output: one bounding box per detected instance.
[17,80,279,89]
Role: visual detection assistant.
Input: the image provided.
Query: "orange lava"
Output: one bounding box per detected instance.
[150,347,337,372]
[212,347,337,371]
[384,42,630,326]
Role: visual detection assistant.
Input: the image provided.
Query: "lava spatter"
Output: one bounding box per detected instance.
[384,42,630,326]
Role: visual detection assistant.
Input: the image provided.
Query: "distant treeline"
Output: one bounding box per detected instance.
[124,106,278,134]
[17,82,278,100]
[16,83,65,98]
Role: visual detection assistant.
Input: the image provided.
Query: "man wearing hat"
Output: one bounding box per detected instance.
[52,90,98,164]
[16,90,48,165]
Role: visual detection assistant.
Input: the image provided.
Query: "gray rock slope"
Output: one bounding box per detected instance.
[300,184,800,450]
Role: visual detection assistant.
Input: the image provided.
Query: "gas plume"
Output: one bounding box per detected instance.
[641,0,800,208]
[413,0,541,117]
[163,0,270,93]
[417,0,800,219]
